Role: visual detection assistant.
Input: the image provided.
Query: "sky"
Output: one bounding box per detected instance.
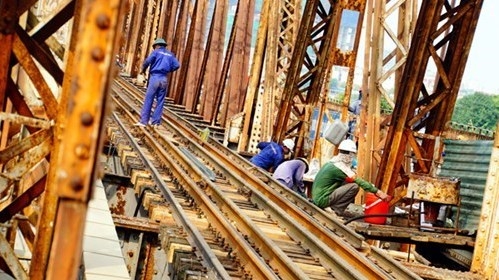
[461,0,499,94]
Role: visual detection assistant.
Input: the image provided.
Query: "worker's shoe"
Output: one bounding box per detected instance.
[149,121,160,127]
[324,206,345,218]
[134,122,147,127]
[324,207,335,213]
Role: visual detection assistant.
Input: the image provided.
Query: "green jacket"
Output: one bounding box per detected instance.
[311,162,378,208]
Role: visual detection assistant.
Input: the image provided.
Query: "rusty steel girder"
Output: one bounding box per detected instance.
[0,0,125,279]
[358,0,418,182]
[273,0,367,157]
[406,173,460,205]
[375,0,484,195]
[238,0,302,154]
[121,0,253,127]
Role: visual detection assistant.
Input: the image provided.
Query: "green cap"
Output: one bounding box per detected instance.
[153,38,167,47]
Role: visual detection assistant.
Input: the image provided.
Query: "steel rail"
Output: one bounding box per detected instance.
[369,246,424,279]
[112,100,282,279]
[110,111,233,280]
[132,108,389,279]
[115,76,365,247]
[111,77,421,279]
[116,78,366,249]
[144,126,313,280]
[163,143,381,279]
[112,80,401,278]
[112,88,317,279]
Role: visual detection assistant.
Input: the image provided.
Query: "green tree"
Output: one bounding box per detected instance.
[452,92,499,130]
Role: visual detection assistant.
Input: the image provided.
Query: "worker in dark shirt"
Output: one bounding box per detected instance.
[250,139,295,172]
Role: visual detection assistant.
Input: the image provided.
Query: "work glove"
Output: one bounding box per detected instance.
[376,189,391,202]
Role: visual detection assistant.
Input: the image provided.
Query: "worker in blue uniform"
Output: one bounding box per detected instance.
[135,38,180,127]
[250,139,295,172]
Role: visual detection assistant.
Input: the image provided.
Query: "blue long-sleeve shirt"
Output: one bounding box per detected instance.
[250,142,285,171]
[142,47,180,76]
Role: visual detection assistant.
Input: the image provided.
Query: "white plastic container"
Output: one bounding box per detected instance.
[323,119,348,145]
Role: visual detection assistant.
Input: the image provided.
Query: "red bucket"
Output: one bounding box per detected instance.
[364,193,389,224]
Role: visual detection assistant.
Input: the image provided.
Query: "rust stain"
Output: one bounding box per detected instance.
[109,185,128,215]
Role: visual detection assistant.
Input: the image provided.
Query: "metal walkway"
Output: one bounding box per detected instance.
[83,180,130,280]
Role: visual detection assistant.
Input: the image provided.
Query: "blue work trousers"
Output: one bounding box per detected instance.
[140,74,168,125]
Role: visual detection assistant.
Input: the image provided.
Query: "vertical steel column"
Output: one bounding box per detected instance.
[183,0,208,111]
[176,0,209,111]
[262,1,286,142]
[238,0,270,152]
[274,0,367,157]
[471,122,499,279]
[164,0,180,45]
[0,1,15,111]
[29,0,125,278]
[210,1,240,125]
[218,0,256,126]
[137,0,156,75]
[376,0,484,195]
[198,0,228,121]
[174,0,201,107]
[171,0,190,103]
[125,0,147,76]
[239,0,301,153]
[360,0,417,182]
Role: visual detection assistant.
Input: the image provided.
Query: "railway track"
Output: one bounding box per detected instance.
[104,76,422,279]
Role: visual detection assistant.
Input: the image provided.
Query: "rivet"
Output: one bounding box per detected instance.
[75,144,90,159]
[91,47,105,61]
[70,176,84,191]
[81,112,94,126]
[96,14,110,29]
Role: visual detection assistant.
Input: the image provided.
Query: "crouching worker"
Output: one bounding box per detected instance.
[250,139,295,172]
[273,158,309,196]
[311,139,389,216]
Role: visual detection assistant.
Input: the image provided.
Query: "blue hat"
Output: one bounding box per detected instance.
[153,38,167,47]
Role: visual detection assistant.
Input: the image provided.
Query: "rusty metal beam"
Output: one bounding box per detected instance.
[274,0,367,157]
[183,0,208,112]
[198,0,227,121]
[112,214,160,233]
[18,0,125,278]
[137,0,156,77]
[125,0,146,76]
[165,0,180,46]
[239,0,302,154]
[210,0,240,125]
[29,0,75,43]
[0,0,16,113]
[12,33,58,119]
[191,1,220,115]
[471,122,499,279]
[175,0,202,109]
[0,176,46,223]
[347,0,419,185]
[0,233,28,279]
[170,0,190,102]
[221,0,255,126]
[376,0,484,195]
[238,0,269,152]
[15,24,64,85]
